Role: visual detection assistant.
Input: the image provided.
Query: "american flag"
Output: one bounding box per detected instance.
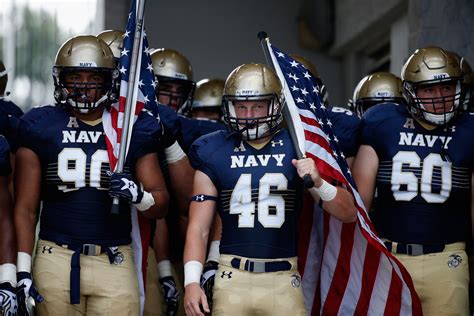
[266,42,422,315]
[102,0,158,314]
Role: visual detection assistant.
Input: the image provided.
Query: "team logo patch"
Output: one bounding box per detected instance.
[42,245,53,254]
[114,252,125,265]
[221,271,232,279]
[447,254,462,268]
[110,246,125,265]
[291,274,301,288]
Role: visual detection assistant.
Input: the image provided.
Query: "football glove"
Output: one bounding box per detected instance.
[0,282,17,316]
[109,173,144,204]
[200,260,218,310]
[17,272,44,316]
[159,276,179,316]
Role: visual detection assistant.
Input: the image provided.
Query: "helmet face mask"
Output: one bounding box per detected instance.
[150,48,196,113]
[222,63,284,141]
[404,79,462,125]
[55,68,114,113]
[402,46,464,126]
[53,35,118,114]
[155,76,195,112]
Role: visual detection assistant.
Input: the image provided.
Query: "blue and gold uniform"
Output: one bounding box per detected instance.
[17,104,161,314]
[189,128,307,315]
[361,102,474,315]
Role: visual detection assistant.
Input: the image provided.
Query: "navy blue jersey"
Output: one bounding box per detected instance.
[0,135,11,176]
[189,129,303,259]
[327,106,361,159]
[361,103,474,244]
[17,105,161,246]
[0,98,23,151]
[178,116,224,153]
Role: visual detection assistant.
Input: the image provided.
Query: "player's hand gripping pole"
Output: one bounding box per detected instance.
[111,0,147,214]
[257,31,314,188]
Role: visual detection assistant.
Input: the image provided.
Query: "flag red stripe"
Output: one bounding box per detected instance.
[300,114,321,128]
[384,270,403,316]
[322,222,355,315]
[354,243,382,314]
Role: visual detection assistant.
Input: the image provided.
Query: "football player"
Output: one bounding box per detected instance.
[14,35,169,315]
[183,63,356,316]
[0,135,16,315]
[350,72,404,117]
[189,78,225,122]
[352,46,473,315]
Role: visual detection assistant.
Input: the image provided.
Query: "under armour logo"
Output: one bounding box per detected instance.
[67,117,80,128]
[271,140,284,147]
[444,125,456,133]
[221,271,232,279]
[42,245,53,254]
[195,195,204,202]
[403,118,415,129]
[121,178,138,199]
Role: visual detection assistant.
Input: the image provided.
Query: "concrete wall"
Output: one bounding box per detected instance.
[104,0,474,108]
[104,0,344,105]
[408,0,474,63]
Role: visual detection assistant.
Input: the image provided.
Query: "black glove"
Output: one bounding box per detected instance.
[159,276,179,316]
[16,272,44,316]
[109,173,144,204]
[200,260,218,310]
[0,282,17,316]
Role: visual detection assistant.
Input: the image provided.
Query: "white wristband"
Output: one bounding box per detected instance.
[184,260,203,287]
[17,252,32,273]
[157,259,173,278]
[135,191,155,211]
[164,141,186,164]
[206,240,220,263]
[309,179,337,201]
[0,263,17,286]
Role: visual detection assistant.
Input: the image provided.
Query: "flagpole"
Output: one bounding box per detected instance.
[257,31,314,188]
[111,0,147,214]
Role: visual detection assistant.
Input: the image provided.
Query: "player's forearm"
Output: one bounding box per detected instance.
[153,218,171,262]
[141,189,169,219]
[316,186,357,223]
[14,205,37,255]
[167,157,195,216]
[0,211,16,264]
[184,222,208,264]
